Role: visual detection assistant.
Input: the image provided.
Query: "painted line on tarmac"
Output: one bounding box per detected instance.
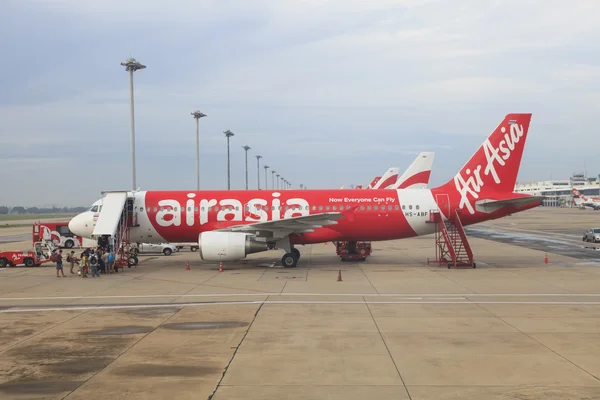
[3,300,600,313]
[0,293,599,301]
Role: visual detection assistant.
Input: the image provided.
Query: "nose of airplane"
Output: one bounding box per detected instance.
[68,213,88,237]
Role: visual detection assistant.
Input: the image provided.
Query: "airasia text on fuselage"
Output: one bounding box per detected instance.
[150,192,311,227]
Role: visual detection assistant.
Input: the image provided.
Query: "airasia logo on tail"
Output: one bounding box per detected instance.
[454,121,525,214]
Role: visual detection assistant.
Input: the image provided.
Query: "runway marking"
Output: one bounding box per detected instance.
[3,300,600,313]
[0,293,598,301]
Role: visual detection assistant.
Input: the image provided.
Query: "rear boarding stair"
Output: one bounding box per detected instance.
[427,208,475,269]
[92,192,139,269]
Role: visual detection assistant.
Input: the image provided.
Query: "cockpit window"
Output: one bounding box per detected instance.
[90,205,99,212]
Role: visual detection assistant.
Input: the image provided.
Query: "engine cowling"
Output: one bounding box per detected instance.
[197,231,269,261]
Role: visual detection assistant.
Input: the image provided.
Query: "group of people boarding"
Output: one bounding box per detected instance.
[57,247,118,278]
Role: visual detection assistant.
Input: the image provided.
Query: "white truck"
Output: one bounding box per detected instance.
[132,243,178,256]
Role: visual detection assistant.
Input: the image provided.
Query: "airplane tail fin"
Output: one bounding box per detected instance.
[392,152,435,189]
[373,168,399,189]
[434,113,533,215]
[572,187,586,201]
[366,176,381,190]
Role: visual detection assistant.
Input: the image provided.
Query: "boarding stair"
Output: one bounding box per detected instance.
[92,192,138,269]
[427,208,475,269]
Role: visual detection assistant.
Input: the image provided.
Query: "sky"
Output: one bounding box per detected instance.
[1,0,599,207]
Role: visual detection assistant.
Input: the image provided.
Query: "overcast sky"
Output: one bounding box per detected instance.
[1,0,599,207]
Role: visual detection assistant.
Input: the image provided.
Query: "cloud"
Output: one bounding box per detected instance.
[1,0,600,206]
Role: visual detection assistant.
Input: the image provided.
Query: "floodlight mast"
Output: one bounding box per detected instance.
[224,130,235,190]
[191,111,206,190]
[242,145,251,190]
[256,155,262,190]
[120,57,146,191]
[264,165,270,190]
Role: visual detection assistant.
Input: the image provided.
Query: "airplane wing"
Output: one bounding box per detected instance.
[475,196,545,213]
[216,212,348,239]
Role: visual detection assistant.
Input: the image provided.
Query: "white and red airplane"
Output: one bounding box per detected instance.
[572,188,600,209]
[69,113,542,268]
[346,152,435,191]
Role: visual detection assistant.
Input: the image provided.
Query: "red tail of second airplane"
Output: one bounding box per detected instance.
[432,113,541,219]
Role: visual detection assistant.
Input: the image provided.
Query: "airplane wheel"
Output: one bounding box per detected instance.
[291,248,300,260]
[281,253,297,268]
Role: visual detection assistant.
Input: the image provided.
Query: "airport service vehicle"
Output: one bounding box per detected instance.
[132,243,178,256]
[33,222,96,249]
[336,241,372,261]
[0,241,56,267]
[68,113,543,268]
[174,243,200,252]
[583,228,600,243]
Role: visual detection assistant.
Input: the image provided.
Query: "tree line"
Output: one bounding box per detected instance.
[0,206,88,215]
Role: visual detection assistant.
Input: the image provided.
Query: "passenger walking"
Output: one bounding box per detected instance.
[55,249,65,278]
[108,250,117,273]
[67,251,79,274]
[80,250,89,278]
[89,251,100,277]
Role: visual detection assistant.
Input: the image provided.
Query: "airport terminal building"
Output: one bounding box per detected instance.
[514,173,600,207]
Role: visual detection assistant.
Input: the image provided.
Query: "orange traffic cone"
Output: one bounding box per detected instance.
[186,261,190,270]
[337,269,342,282]
[544,253,548,264]
[219,262,223,272]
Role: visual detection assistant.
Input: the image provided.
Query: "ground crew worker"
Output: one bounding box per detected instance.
[67,251,79,274]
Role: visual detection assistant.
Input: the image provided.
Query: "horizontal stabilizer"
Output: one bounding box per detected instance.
[475,196,545,213]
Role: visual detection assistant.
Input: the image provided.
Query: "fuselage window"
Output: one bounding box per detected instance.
[215,206,220,211]
[367,205,371,210]
[312,206,317,211]
[395,205,399,210]
[416,205,420,210]
[319,205,323,211]
[187,207,191,212]
[409,205,413,210]
[140,207,144,212]
[201,207,205,212]
[347,205,351,210]
[326,205,330,211]
[388,205,392,210]
[333,205,337,210]
[402,205,405,210]
[360,205,365,210]
[153,207,157,212]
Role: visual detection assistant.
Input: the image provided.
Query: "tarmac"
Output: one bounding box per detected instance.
[1,207,599,399]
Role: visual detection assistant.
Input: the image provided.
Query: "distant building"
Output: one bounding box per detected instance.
[514,173,600,207]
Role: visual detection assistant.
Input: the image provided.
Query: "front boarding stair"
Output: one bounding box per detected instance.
[92,192,137,269]
[427,209,475,269]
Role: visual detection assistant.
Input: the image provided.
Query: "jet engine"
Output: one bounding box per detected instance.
[197,231,269,261]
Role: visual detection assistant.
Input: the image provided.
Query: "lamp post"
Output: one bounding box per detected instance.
[120,57,146,191]
[191,111,206,190]
[276,174,280,190]
[272,170,276,190]
[223,130,234,190]
[281,176,284,190]
[242,145,251,190]
[264,165,270,190]
[256,155,262,190]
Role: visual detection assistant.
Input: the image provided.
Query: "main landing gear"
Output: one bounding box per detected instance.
[281,248,300,268]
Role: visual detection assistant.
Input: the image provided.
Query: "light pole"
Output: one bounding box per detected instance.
[191,111,206,190]
[242,145,251,190]
[272,170,276,190]
[300,184,304,190]
[256,155,262,190]
[264,165,270,190]
[224,130,234,190]
[281,176,284,190]
[276,174,280,190]
[120,57,146,191]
